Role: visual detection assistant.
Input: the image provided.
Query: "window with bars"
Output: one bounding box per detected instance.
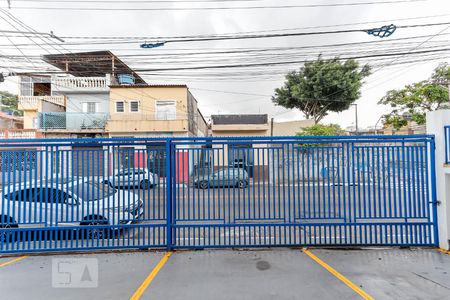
[115,101,125,113]
[130,101,139,112]
[82,102,98,113]
[156,100,176,120]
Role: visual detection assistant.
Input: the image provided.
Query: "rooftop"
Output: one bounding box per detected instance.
[0,111,23,122]
[211,114,268,125]
[42,51,146,84]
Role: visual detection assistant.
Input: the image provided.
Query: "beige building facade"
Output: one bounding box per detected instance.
[107,85,208,138]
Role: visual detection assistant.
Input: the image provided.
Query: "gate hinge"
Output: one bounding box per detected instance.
[431,200,441,205]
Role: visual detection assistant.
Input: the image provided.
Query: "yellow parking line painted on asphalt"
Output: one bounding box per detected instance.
[438,248,450,255]
[302,249,374,300]
[0,255,28,268]
[130,251,173,300]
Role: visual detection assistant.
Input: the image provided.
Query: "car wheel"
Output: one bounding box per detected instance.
[237,180,246,188]
[140,179,150,189]
[82,217,108,239]
[200,181,209,189]
[86,222,105,239]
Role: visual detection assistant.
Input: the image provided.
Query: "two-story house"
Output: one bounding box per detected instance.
[17,51,209,179]
[18,51,146,138]
[108,84,208,138]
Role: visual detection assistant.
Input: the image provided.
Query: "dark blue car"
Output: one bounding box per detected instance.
[195,168,249,189]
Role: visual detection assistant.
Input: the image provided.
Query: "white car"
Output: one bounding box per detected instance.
[104,168,158,189]
[0,177,144,240]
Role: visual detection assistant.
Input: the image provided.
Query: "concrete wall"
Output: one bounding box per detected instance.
[187,91,208,137]
[426,109,450,250]
[0,117,23,129]
[65,93,109,114]
[23,111,37,129]
[272,119,315,136]
[195,112,208,137]
[211,129,269,137]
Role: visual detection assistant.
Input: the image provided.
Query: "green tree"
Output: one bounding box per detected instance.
[272,57,371,124]
[296,124,344,137]
[379,63,449,130]
[432,62,450,83]
[0,90,21,116]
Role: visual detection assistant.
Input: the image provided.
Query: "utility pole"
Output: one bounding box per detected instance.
[351,103,358,135]
[270,118,274,136]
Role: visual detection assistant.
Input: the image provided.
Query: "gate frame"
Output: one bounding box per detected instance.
[0,134,440,253]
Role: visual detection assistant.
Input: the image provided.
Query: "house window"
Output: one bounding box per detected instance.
[156,100,176,120]
[130,101,139,113]
[115,101,125,113]
[82,102,98,113]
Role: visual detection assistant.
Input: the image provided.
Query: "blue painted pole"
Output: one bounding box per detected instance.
[165,139,173,250]
[429,138,439,246]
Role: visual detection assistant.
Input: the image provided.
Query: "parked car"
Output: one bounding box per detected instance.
[103,168,158,189]
[0,177,144,241]
[195,168,249,189]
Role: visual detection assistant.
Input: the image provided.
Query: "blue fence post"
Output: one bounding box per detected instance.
[429,137,439,246]
[171,140,177,249]
[166,139,173,250]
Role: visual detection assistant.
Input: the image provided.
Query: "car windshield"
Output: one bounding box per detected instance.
[213,169,246,177]
[115,169,146,176]
[75,183,117,201]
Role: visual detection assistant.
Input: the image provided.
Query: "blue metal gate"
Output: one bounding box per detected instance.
[0,135,438,253]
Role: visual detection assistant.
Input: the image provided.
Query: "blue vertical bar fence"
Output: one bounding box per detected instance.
[0,134,439,253]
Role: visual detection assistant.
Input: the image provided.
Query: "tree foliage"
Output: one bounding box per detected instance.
[379,63,449,130]
[296,124,344,136]
[432,62,450,83]
[0,90,21,116]
[272,57,371,123]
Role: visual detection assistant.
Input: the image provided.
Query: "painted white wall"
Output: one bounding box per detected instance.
[63,93,110,129]
[65,93,110,114]
[426,109,450,250]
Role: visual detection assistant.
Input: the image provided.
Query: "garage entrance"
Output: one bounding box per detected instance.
[0,135,439,253]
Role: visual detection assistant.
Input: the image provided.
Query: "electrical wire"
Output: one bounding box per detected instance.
[3,0,428,11]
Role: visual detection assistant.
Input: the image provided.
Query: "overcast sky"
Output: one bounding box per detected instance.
[0,0,449,129]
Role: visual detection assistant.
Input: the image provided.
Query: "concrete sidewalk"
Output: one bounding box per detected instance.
[0,248,449,300]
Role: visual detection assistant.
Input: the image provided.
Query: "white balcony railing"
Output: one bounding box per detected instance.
[0,129,38,139]
[52,76,109,91]
[18,95,66,109]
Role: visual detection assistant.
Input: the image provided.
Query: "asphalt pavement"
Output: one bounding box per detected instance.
[1,248,449,300]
